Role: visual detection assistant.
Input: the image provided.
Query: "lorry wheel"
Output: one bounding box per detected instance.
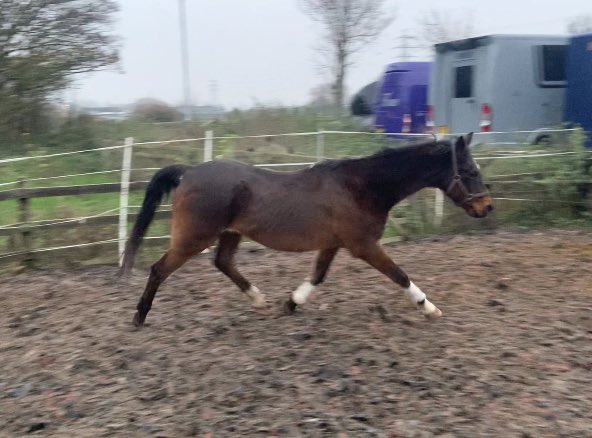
[533,134,551,145]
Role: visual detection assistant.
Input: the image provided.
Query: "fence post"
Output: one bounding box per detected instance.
[118,137,133,266]
[434,189,444,227]
[204,130,213,162]
[18,180,33,268]
[316,129,325,162]
[201,130,214,254]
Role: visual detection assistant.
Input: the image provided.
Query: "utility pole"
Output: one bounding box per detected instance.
[394,32,422,61]
[178,0,192,121]
[209,80,218,106]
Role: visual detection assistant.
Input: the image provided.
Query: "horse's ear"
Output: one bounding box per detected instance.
[464,132,474,146]
[455,132,473,151]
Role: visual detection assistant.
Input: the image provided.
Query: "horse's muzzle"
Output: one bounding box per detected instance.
[464,195,494,218]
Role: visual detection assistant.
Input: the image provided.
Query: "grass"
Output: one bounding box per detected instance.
[0,113,590,267]
[0,127,393,265]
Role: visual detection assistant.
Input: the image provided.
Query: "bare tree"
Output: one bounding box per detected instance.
[308,82,334,112]
[416,9,474,49]
[567,14,592,35]
[0,0,119,138]
[299,0,395,112]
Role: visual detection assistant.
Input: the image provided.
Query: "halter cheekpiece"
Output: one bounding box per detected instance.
[445,141,489,206]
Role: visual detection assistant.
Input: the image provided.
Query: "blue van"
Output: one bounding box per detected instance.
[565,33,592,148]
[373,62,431,134]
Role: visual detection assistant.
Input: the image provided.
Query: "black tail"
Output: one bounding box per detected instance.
[119,164,188,275]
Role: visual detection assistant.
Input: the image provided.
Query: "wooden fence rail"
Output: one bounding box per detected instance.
[0,181,149,201]
[0,180,158,265]
[0,210,171,237]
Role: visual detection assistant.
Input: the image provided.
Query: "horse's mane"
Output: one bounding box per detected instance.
[312,138,449,171]
[369,138,441,158]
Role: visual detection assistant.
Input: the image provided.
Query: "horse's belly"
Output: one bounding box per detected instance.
[231,217,337,252]
[228,193,340,251]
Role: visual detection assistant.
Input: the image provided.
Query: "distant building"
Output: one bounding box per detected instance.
[78,106,130,121]
[176,105,226,120]
[74,104,226,122]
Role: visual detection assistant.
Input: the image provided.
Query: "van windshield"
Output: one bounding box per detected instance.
[381,70,408,106]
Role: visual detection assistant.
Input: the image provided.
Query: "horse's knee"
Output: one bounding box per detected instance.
[348,243,384,261]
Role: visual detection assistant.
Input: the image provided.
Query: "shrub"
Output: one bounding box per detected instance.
[130,99,183,123]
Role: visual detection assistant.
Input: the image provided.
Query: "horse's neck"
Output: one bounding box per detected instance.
[355,147,447,211]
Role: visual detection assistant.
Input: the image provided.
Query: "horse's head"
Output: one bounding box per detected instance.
[442,133,493,218]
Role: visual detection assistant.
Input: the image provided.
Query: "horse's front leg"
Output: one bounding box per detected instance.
[351,242,442,319]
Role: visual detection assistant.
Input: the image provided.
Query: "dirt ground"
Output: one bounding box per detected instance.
[1,230,592,437]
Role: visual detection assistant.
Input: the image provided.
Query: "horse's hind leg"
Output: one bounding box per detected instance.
[133,238,213,326]
[214,231,268,309]
[284,247,339,314]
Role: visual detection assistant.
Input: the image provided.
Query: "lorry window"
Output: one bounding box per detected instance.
[454,65,473,98]
[538,45,566,87]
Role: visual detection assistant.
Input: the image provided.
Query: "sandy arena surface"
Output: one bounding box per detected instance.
[1,230,592,437]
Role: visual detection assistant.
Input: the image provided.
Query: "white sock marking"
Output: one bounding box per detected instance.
[405,281,426,304]
[292,281,315,305]
[405,281,438,315]
[246,286,267,308]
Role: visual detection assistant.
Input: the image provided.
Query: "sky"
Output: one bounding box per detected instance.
[73,0,591,109]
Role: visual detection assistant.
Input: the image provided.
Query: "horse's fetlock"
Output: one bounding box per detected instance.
[284,299,297,315]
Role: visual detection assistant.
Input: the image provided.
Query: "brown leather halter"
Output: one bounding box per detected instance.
[445,141,489,207]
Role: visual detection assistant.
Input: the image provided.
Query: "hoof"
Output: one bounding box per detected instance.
[250,296,271,313]
[253,303,271,316]
[283,299,297,315]
[246,286,268,310]
[251,299,270,309]
[424,307,443,320]
[132,312,145,327]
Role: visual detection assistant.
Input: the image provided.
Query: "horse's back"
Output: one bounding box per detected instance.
[171,160,306,226]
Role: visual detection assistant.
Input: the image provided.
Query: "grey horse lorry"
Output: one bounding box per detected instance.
[427,34,568,143]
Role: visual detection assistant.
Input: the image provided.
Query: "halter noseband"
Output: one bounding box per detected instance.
[445,141,489,207]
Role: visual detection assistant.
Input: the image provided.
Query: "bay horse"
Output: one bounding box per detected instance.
[121,133,492,327]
